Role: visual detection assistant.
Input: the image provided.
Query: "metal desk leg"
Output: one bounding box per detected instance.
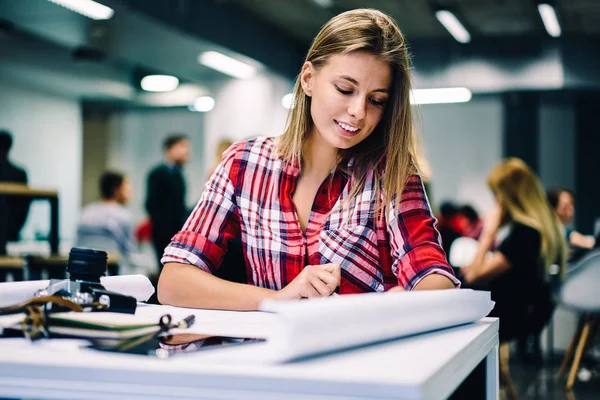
[486,343,499,400]
[547,315,554,361]
[49,196,59,254]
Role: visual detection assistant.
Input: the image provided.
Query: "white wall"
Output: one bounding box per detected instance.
[0,78,82,244]
[418,96,504,215]
[204,73,292,169]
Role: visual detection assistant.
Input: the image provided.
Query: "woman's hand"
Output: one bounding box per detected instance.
[461,263,475,283]
[482,202,503,238]
[274,263,341,300]
[461,201,504,285]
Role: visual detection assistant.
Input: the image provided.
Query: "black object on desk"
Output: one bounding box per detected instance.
[36,248,136,314]
[90,332,265,357]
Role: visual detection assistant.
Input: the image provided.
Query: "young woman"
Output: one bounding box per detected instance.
[462,158,567,342]
[158,9,459,310]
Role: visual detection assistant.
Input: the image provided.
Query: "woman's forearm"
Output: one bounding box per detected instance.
[413,273,456,290]
[158,263,276,311]
[470,204,502,270]
[467,251,510,283]
[471,231,495,269]
[569,231,595,249]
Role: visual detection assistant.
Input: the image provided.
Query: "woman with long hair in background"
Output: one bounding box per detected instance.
[462,158,567,359]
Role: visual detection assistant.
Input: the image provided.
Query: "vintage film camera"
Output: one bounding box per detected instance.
[35,247,137,314]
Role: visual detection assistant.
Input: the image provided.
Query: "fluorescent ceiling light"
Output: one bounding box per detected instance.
[435,10,471,43]
[139,84,206,107]
[538,3,561,38]
[281,93,294,109]
[198,51,257,79]
[312,0,333,8]
[410,87,472,105]
[189,96,215,112]
[140,75,179,92]
[47,0,114,20]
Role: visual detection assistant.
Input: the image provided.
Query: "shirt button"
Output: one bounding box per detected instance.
[321,189,327,195]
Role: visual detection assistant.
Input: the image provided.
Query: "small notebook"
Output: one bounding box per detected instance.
[46,312,163,339]
[1,312,165,340]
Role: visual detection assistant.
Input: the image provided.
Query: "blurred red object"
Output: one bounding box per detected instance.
[135,218,152,243]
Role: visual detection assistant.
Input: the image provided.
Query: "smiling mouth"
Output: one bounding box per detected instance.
[335,120,360,134]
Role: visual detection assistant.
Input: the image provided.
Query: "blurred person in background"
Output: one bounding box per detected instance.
[459,204,483,240]
[145,134,190,270]
[76,171,136,273]
[0,130,30,255]
[462,158,566,363]
[158,8,459,311]
[547,187,595,251]
[436,201,467,256]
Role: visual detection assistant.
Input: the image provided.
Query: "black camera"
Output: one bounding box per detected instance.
[36,248,137,314]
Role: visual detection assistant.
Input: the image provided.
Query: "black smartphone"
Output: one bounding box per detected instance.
[88,333,265,357]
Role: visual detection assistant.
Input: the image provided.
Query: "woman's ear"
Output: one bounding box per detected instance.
[300,61,314,97]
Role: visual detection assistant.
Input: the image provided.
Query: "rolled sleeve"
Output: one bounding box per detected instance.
[386,175,460,290]
[161,145,241,273]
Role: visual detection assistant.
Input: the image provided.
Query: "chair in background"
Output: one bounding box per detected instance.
[556,250,600,390]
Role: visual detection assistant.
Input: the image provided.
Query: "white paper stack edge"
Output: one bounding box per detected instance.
[0,274,155,307]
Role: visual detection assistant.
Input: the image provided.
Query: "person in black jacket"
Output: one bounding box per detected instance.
[145,134,191,270]
[0,130,30,255]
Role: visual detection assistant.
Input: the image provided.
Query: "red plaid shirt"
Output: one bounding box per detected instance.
[162,137,458,293]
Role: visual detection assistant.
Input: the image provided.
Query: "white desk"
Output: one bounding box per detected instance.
[0,309,498,400]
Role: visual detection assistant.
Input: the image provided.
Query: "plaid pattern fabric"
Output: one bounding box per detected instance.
[162,137,458,293]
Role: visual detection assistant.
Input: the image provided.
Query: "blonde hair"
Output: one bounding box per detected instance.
[487,158,567,277]
[216,139,234,160]
[277,9,421,212]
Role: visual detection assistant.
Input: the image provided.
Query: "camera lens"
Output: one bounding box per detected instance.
[67,247,108,283]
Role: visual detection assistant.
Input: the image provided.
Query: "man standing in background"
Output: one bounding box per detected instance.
[0,130,30,255]
[145,134,190,270]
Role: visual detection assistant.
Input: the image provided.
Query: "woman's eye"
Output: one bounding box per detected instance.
[370,98,386,107]
[335,86,352,95]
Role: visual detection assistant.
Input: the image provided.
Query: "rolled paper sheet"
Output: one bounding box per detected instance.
[260,289,495,362]
[0,275,155,307]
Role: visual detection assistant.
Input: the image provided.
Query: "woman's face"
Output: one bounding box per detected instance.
[556,191,574,224]
[301,52,392,150]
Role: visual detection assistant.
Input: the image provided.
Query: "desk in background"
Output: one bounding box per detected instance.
[0,256,25,281]
[27,254,121,280]
[0,306,499,400]
[0,183,59,254]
